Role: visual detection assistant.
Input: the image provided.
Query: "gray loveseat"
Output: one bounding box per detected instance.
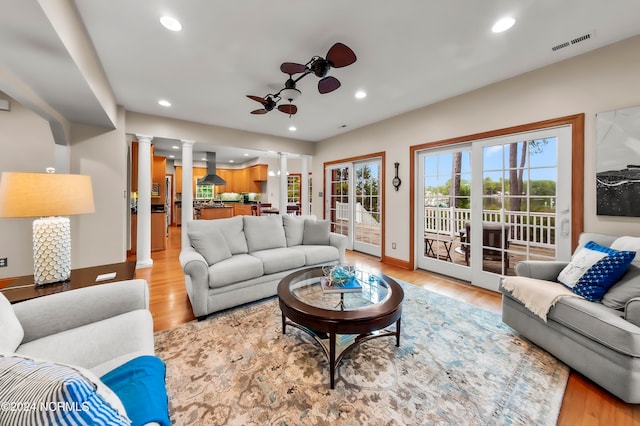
[500,232,640,403]
[180,214,347,319]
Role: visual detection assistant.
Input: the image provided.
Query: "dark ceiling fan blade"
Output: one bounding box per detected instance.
[278,104,298,115]
[280,62,307,75]
[247,95,268,105]
[318,76,341,94]
[326,42,357,68]
[251,109,268,114]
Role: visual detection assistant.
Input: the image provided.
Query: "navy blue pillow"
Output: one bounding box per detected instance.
[569,241,636,301]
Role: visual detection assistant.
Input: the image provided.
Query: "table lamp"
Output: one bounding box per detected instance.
[0,169,95,285]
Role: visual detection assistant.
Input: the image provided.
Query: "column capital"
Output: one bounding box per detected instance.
[135,134,153,144]
[181,139,195,147]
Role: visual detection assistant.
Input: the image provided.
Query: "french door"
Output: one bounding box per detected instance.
[417,125,573,290]
[326,158,382,257]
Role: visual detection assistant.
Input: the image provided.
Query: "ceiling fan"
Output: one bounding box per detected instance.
[246,94,297,116]
[246,42,357,116]
[280,42,357,94]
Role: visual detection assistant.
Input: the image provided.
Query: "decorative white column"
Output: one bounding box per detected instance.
[278,153,288,214]
[301,155,310,216]
[181,140,195,250]
[136,134,153,269]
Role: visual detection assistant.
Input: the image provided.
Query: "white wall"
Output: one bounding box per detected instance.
[313,35,640,264]
[0,97,128,278]
[0,93,56,278]
[70,106,128,268]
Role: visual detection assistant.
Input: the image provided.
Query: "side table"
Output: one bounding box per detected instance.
[424,236,453,262]
[0,261,136,303]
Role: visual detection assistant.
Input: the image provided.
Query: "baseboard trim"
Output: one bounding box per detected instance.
[382,255,411,270]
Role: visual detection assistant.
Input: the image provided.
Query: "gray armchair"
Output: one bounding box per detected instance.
[500,232,640,403]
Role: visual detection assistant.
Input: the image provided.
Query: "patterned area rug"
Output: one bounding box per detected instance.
[155,281,568,425]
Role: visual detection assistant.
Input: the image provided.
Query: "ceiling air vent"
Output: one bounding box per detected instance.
[552,32,593,52]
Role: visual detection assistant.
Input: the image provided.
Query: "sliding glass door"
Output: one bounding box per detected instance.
[417,125,573,290]
[417,146,472,280]
[326,157,382,257]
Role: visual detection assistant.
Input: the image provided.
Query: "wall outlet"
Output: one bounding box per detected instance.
[0,257,7,267]
[391,243,396,249]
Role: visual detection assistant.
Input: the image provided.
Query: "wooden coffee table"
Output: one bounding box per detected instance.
[278,266,404,389]
[0,261,136,303]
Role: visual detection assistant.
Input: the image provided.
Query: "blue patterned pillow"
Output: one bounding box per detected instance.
[558,241,636,301]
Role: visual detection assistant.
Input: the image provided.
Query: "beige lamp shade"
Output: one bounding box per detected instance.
[0,172,95,218]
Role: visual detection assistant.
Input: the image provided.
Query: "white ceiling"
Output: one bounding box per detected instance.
[2,1,640,163]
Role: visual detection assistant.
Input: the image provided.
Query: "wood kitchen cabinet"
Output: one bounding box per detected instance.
[248,164,267,193]
[200,207,233,219]
[192,167,207,195]
[131,142,155,193]
[216,169,232,193]
[175,166,182,192]
[175,166,207,196]
[151,212,167,251]
[232,204,253,216]
[152,155,166,202]
[130,212,166,253]
[175,164,267,194]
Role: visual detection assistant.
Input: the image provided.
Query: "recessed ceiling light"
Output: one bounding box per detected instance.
[158,99,171,107]
[169,155,175,159]
[229,160,234,163]
[201,157,207,161]
[492,17,515,33]
[172,145,179,149]
[289,126,297,132]
[355,90,367,99]
[160,16,182,32]
[243,153,249,156]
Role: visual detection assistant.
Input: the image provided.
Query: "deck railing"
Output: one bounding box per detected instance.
[424,206,555,248]
[335,202,380,225]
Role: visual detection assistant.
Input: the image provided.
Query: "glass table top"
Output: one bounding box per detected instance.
[288,268,391,311]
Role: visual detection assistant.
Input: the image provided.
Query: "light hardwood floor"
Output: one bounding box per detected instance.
[133,225,640,426]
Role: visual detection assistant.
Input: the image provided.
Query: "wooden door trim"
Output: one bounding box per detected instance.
[409,113,585,270]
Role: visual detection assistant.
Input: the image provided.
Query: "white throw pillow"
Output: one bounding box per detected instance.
[0,293,24,353]
[558,246,608,288]
[0,353,130,425]
[611,236,640,265]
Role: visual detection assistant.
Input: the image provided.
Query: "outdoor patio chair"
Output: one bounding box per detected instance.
[463,221,510,271]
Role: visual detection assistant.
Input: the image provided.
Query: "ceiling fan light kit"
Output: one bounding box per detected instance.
[247,42,357,117]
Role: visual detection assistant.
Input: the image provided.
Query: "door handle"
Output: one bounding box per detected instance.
[560,218,570,236]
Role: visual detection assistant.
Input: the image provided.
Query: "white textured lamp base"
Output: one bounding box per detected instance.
[33,216,71,285]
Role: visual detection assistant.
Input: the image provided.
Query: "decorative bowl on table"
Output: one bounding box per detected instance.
[322,264,356,286]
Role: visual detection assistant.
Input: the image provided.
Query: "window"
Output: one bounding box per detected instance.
[196,184,213,199]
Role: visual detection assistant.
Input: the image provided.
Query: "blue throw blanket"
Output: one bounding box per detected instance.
[101,355,170,426]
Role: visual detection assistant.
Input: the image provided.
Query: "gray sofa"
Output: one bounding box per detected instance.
[500,232,640,403]
[180,214,348,319]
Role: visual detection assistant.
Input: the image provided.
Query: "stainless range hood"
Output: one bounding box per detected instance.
[198,152,227,186]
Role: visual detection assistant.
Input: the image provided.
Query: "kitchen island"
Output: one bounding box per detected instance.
[200,206,233,220]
